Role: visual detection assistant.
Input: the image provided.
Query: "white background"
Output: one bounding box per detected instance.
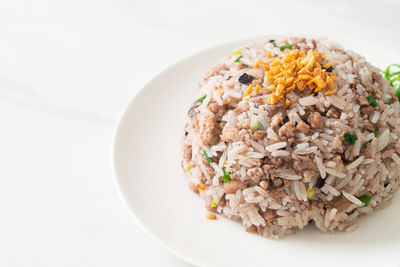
[1,0,399,266]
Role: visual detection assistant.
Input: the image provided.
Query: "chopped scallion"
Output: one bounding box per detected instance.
[344,132,357,145]
[279,44,293,51]
[356,195,372,206]
[203,149,211,163]
[257,121,265,130]
[250,114,259,131]
[366,93,378,107]
[307,188,315,199]
[222,168,231,182]
[234,55,243,63]
[196,95,207,103]
[211,200,218,207]
[387,100,394,105]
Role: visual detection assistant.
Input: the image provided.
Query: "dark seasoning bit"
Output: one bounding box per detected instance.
[321,64,334,72]
[269,39,277,47]
[315,177,325,188]
[238,73,255,84]
[325,66,334,72]
[185,131,189,136]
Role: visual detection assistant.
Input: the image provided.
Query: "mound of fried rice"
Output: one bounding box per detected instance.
[181,37,400,239]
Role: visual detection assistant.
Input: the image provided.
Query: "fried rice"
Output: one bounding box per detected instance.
[181,37,400,239]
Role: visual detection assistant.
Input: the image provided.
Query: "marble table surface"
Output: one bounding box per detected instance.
[1,0,399,266]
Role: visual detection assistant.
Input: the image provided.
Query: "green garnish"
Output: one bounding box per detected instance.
[234,55,243,63]
[379,64,400,101]
[211,200,218,207]
[241,63,248,67]
[387,100,394,105]
[366,93,378,108]
[250,114,259,131]
[196,95,207,103]
[203,149,211,163]
[249,114,265,131]
[307,188,315,199]
[222,168,231,182]
[333,227,339,231]
[279,44,293,51]
[356,194,372,207]
[344,132,357,145]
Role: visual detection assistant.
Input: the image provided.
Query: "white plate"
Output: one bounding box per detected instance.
[113,35,400,267]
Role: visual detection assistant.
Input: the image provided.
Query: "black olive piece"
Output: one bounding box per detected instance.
[326,66,334,72]
[185,131,189,136]
[238,73,255,84]
[269,39,275,43]
[315,177,325,188]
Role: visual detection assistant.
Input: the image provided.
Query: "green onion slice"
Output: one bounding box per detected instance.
[356,195,372,206]
[222,168,231,182]
[280,44,293,51]
[203,149,211,163]
[196,95,207,103]
[250,114,259,131]
[366,94,378,108]
[307,188,315,199]
[234,55,243,63]
[211,200,218,207]
[344,132,357,145]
